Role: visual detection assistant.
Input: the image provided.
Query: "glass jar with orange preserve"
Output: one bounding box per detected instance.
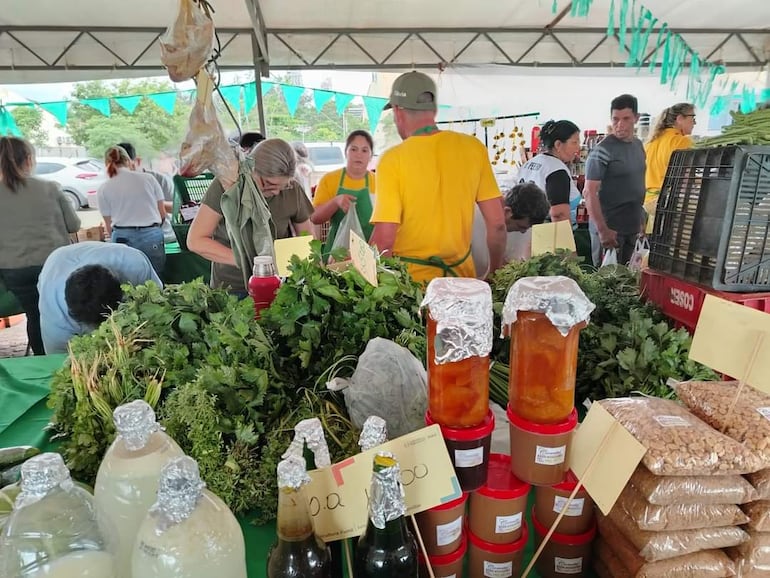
[421,278,493,428]
[502,276,594,424]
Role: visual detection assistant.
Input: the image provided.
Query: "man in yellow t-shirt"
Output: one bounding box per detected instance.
[370,71,506,284]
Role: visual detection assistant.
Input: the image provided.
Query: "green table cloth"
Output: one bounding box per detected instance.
[0,355,584,578]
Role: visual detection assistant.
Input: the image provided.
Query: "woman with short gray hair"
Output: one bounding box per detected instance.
[187,138,315,295]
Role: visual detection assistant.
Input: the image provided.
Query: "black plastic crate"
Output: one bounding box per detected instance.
[649,145,770,292]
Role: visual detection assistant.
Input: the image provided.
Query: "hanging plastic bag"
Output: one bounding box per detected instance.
[160,0,215,82]
[179,71,238,187]
[330,202,365,253]
[601,248,618,267]
[327,338,428,439]
[629,237,650,272]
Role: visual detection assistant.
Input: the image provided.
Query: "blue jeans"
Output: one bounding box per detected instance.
[0,265,44,355]
[112,226,166,275]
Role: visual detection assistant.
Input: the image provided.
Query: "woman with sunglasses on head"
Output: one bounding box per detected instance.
[644,103,696,233]
[187,138,314,296]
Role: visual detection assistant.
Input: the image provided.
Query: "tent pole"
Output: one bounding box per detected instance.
[251,32,268,136]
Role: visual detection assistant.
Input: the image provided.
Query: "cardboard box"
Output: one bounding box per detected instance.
[71,226,105,243]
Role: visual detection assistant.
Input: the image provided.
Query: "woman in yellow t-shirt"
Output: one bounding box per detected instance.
[311,130,376,256]
[644,103,696,233]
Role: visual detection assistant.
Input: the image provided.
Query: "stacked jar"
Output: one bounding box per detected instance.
[418,278,495,578]
[502,276,596,578]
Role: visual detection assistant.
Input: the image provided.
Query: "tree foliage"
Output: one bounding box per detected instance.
[12,107,48,147]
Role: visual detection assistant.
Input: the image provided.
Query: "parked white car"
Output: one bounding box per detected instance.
[33,157,107,211]
[305,142,347,189]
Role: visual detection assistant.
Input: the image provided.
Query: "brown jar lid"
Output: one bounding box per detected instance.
[477,454,531,500]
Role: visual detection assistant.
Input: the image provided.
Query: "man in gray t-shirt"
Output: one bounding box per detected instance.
[584,94,646,266]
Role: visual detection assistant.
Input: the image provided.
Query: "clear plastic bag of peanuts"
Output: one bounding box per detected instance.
[616,484,749,531]
[179,71,237,187]
[160,0,215,82]
[673,380,770,469]
[747,469,770,500]
[727,530,770,577]
[599,397,763,476]
[630,465,758,506]
[605,506,748,563]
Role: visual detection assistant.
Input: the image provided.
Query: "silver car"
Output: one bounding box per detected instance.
[33,157,107,211]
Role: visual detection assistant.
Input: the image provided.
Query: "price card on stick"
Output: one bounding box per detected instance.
[530,220,576,256]
[349,229,378,286]
[273,236,314,277]
[521,403,646,577]
[689,295,770,393]
[305,424,461,542]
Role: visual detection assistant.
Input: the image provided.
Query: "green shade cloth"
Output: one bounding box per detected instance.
[0,353,594,577]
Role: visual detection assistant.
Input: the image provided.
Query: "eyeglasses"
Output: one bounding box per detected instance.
[261,178,294,191]
[683,114,697,118]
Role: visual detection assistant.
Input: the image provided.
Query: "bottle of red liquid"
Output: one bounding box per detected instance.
[248,256,281,319]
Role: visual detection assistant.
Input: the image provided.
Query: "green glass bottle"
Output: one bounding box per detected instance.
[266,455,332,578]
[354,452,418,578]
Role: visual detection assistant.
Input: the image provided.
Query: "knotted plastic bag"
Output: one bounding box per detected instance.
[327,338,427,439]
[331,203,365,253]
[160,0,215,82]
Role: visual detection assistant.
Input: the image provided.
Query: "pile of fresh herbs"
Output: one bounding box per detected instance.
[259,242,427,385]
[48,244,427,523]
[488,251,717,404]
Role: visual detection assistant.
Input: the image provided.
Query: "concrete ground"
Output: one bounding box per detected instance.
[0,209,106,359]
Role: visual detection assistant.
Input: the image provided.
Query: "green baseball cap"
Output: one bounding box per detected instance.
[383,71,437,111]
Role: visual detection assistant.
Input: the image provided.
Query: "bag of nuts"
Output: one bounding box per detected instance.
[675,381,770,469]
[630,466,758,506]
[742,500,770,532]
[606,504,749,562]
[617,484,749,531]
[597,516,739,577]
[727,529,770,576]
[746,469,770,500]
[599,398,764,476]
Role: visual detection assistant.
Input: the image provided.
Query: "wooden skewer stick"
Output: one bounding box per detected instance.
[721,331,765,433]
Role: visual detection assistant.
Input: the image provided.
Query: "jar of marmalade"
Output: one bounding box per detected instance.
[422,278,493,428]
[502,276,594,424]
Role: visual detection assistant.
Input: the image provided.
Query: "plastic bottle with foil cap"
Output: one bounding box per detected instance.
[130,456,246,578]
[502,276,595,424]
[94,400,185,578]
[421,278,493,428]
[1,452,117,578]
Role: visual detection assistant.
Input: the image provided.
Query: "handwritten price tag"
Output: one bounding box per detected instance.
[305,424,461,541]
[349,229,378,286]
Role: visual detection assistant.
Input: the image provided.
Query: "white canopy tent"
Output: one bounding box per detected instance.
[2,0,767,80]
[1,0,768,133]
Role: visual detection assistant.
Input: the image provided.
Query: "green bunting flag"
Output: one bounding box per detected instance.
[80,98,111,117]
[113,95,143,114]
[0,106,22,137]
[280,85,305,117]
[362,96,389,134]
[218,85,242,112]
[313,89,335,112]
[39,101,68,126]
[243,81,275,115]
[147,91,177,114]
[335,93,355,116]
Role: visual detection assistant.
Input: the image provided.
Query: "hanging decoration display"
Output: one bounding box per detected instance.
[491,122,528,168]
[6,79,412,132]
[553,0,761,116]
[0,106,22,137]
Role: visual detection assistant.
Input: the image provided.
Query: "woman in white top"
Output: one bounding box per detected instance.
[516,119,582,225]
[97,146,166,274]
